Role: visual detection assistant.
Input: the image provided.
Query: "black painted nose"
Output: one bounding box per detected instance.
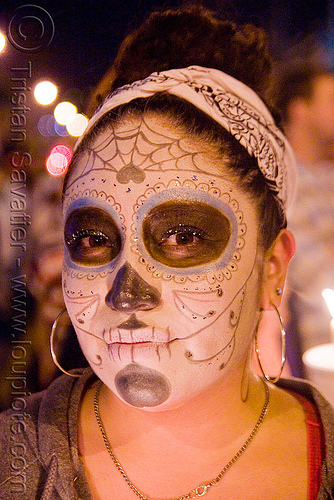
[105,262,161,312]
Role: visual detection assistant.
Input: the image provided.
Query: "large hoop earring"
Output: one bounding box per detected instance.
[254,304,286,384]
[50,309,81,377]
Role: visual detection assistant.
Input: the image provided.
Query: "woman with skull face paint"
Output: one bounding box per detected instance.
[1,5,334,500]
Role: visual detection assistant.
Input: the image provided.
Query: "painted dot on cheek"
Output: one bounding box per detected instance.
[115,363,171,408]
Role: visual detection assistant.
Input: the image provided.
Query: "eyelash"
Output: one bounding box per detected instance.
[65,229,110,247]
[161,226,206,242]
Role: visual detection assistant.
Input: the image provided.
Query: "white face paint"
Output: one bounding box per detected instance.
[62,115,262,410]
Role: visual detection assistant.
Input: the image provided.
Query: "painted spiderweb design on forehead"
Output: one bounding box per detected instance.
[66,116,227,189]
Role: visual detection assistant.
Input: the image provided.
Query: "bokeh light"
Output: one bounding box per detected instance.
[46,145,72,176]
[34,81,58,105]
[54,101,77,125]
[38,115,56,136]
[0,32,6,53]
[38,115,69,137]
[54,121,69,137]
[322,288,334,318]
[45,116,58,137]
[66,113,88,136]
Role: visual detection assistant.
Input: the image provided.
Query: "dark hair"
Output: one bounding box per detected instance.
[67,4,285,251]
[88,4,273,114]
[271,62,334,124]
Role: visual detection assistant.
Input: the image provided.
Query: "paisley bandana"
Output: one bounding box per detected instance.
[77,66,296,213]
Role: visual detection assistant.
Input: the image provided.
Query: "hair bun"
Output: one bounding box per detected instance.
[88,5,273,115]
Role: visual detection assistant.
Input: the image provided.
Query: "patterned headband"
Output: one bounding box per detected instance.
[78,65,296,212]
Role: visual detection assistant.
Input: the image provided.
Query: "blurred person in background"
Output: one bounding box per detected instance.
[0,143,26,329]
[0,144,20,404]
[0,171,87,410]
[271,60,334,375]
[25,173,76,389]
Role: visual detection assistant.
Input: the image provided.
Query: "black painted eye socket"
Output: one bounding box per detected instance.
[64,206,122,266]
[142,200,231,268]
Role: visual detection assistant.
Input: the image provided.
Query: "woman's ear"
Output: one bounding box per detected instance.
[260,229,295,311]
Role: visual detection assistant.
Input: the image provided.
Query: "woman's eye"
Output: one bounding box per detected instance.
[142,201,231,268]
[161,227,205,246]
[67,230,112,248]
[64,207,122,266]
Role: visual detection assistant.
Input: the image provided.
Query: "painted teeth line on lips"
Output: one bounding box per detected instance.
[107,341,172,363]
[103,326,171,344]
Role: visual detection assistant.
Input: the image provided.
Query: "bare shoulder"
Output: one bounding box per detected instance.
[252,382,309,498]
[268,382,308,427]
[270,378,302,402]
[263,382,308,452]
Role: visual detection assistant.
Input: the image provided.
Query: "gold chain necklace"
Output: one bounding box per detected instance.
[93,379,269,499]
